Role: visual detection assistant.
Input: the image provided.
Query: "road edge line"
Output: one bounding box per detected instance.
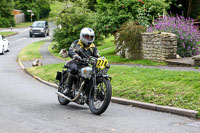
[17,58,198,118]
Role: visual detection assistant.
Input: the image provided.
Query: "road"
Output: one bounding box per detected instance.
[0,28,200,133]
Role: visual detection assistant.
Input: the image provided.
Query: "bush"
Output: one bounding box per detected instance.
[115,21,145,57]
[147,15,200,57]
[0,0,15,27]
[53,0,94,51]
[0,17,15,28]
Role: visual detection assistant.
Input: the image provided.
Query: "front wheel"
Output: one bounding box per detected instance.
[89,78,112,115]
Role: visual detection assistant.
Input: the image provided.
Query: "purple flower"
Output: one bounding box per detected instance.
[147,15,200,57]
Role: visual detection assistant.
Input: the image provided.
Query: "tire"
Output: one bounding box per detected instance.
[1,46,5,55]
[47,32,49,36]
[43,33,46,37]
[89,78,112,115]
[6,44,9,52]
[57,72,70,105]
[29,33,32,38]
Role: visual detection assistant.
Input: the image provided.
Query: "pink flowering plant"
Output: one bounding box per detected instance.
[147,16,200,57]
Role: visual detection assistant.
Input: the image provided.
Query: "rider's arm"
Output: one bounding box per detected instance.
[93,47,100,58]
[68,40,78,59]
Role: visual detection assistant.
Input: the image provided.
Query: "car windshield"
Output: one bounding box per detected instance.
[32,22,45,28]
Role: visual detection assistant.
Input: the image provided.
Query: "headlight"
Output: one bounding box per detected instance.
[40,29,44,32]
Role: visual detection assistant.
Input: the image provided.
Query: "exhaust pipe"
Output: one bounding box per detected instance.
[56,81,85,102]
[56,92,72,102]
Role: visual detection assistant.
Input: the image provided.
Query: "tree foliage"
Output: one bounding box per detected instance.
[14,0,50,21]
[0,0,15,27]
[94,0,169,38]
[53,0,94,51]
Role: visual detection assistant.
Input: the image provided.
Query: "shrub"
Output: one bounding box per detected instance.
[116,21,146,56]
[0,17,15,28]
[147,15,200,57]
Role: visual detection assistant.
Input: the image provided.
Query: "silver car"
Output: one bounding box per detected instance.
[0,35,9,55]
[29,21,49,37]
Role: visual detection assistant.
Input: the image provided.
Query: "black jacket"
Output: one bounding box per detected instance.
[68,40,100,59]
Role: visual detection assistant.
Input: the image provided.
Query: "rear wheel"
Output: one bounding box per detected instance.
[57,72,70,105]
[89,78,112,115]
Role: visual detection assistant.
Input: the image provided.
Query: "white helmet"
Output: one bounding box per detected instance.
[80,28,95,46]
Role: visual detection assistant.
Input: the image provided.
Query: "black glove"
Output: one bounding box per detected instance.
[73,55,82,61]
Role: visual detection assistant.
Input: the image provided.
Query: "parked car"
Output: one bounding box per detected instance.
[29,21,49,37]
[0,35,9,55]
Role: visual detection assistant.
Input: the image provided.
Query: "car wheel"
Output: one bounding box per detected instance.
[6,44,10,52]
[43,33,46,37]
[29,33,32,38]
[47,32,49,36]
[1,46,5,55]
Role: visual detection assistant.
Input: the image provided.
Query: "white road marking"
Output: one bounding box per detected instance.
[16,38,26,42]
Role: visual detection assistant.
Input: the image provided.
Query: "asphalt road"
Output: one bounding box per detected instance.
[0,28,200,133]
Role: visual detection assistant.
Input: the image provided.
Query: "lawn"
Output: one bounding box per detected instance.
[0,32,17,36]
[27,63,200,116]
[22,39,200,117]
[18,40,46,61]
[15,22,33,28]
[48,42,70,61]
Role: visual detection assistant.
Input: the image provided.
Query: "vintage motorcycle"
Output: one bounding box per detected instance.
[55,54,112,115]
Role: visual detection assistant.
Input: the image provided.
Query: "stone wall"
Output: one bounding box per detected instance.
[116,32,177,62]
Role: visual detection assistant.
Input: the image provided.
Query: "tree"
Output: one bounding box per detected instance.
[94,0,169,38]
[14,0,50,21]
[53,0,94,50]
[0,0,15,27]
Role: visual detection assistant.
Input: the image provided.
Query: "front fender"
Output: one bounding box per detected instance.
[97,75,112,81]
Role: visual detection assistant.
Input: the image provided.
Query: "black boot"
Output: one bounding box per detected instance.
[62,73,75,96]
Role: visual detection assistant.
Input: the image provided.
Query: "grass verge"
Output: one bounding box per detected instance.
[15,22,33,28]
[27,63,200,116]
[48,42,70,61]
[0,32,17,37]
[18,40,46,61]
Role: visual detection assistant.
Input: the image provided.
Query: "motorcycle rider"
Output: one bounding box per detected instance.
[63,27,100,95]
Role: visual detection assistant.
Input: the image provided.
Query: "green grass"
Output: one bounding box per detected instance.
[18,40,46,61]
[27,63,200,116]
[48,42,70,61]
[15,22,33,28]
[27,63,64,83]
[0,32,17,36]
[97,36,167,66]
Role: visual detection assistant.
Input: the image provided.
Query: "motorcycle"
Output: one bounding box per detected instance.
[55,53,112,115]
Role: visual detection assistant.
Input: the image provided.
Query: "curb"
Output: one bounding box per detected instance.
[18,58,199,118]
[111,97,198,118]
[5,32,18,37]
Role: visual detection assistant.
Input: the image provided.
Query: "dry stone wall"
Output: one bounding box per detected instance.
[116,32,177,62]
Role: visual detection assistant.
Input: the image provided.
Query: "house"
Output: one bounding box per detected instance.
[12,10,25,24]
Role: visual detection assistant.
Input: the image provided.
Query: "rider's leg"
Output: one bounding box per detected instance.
[63,62,78,95]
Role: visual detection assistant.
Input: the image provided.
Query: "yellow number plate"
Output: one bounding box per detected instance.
[96,57,108,69]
